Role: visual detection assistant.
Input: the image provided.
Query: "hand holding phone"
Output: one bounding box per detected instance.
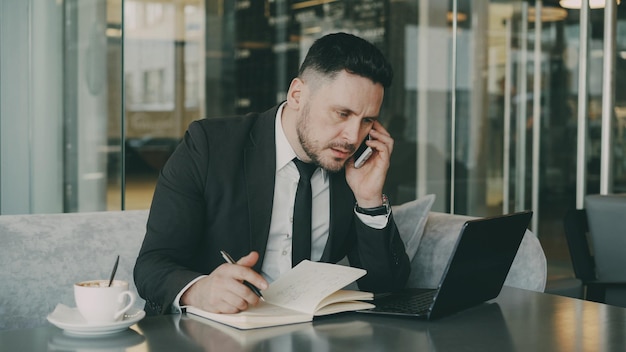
[354,135,373,169]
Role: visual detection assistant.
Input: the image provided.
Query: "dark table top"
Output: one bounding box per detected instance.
[2,286,626,352]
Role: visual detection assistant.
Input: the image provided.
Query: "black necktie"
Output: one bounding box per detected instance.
[292,158,317,267]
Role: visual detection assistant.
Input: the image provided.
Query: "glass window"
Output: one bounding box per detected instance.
[3,0,626,283]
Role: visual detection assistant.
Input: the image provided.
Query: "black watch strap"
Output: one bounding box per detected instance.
[355,194,390,216]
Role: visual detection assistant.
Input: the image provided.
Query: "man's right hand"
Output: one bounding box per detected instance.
[180,251,268,313]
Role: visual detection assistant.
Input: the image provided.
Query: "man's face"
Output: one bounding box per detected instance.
[296,71,384,172]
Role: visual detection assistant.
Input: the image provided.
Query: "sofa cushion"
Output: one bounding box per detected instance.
[337,195,435,290]
[408,211,547,292]
[391,194,436,260]
[408,212,472,288]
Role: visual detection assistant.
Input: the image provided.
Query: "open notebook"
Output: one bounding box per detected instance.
[184,260,373,329]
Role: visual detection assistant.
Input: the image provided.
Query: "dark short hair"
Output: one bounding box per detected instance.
[298,32,393,88]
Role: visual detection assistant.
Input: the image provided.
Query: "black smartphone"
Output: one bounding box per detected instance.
[354,135,373,169]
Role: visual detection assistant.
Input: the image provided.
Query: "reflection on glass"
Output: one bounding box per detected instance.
[119,0,205,210]
[47,328,145,351]
[179,314,314,351]
[179,314,376,352]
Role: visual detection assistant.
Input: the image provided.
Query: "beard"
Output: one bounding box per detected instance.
[296,103,356,173]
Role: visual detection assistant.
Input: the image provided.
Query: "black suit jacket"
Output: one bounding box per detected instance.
[134,105,410,315]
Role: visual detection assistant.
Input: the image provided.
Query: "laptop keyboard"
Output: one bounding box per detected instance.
[370,289,437,314]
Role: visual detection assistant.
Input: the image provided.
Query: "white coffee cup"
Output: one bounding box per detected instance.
[74,279,136,324]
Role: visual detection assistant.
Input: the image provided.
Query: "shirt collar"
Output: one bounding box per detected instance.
[275,102,297,172]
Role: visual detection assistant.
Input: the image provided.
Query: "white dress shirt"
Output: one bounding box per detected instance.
[261,103,388,281]
[260,104,331,282]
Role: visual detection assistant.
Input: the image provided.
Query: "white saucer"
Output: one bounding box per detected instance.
[47,304,146,337]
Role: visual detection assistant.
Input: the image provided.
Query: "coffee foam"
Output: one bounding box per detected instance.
[77,280,125,288]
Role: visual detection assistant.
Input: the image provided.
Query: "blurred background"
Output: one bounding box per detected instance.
[2,0,625,282]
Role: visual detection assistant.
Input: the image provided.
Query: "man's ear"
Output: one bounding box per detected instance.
[286,77,305,109]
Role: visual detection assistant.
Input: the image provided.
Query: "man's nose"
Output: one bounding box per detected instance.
[342,120,362,145]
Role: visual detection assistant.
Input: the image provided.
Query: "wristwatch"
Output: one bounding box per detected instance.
[355,194,390,216]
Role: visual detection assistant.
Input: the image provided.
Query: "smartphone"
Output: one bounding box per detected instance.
[354,135,373,169]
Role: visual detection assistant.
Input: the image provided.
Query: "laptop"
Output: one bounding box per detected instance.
[359,211,533,320]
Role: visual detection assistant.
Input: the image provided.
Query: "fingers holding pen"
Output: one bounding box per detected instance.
[217,264,265,312]
[219,251,268,306]
[226,251,268,293]
[181,251,268,314]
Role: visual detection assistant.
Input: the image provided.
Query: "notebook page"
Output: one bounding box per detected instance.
[262,260,366,315]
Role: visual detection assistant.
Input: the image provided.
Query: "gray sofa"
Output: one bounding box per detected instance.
[0,210,149,330]
[0,206,546,330]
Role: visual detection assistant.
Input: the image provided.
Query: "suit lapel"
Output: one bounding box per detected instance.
[244,108,278,272]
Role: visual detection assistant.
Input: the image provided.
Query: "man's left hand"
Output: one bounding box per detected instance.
[345,120,393,208]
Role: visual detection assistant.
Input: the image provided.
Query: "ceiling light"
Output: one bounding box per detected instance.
[447,11,468,23]
[559,0,621,9]
[529,6,569,21]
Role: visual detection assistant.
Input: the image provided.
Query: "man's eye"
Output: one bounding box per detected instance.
[363,118,374,124]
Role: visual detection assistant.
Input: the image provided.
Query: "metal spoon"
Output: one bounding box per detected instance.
[108,255,120,287]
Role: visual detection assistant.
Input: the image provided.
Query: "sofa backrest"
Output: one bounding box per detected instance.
[0,210,149,330]
[0,208,548,330]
